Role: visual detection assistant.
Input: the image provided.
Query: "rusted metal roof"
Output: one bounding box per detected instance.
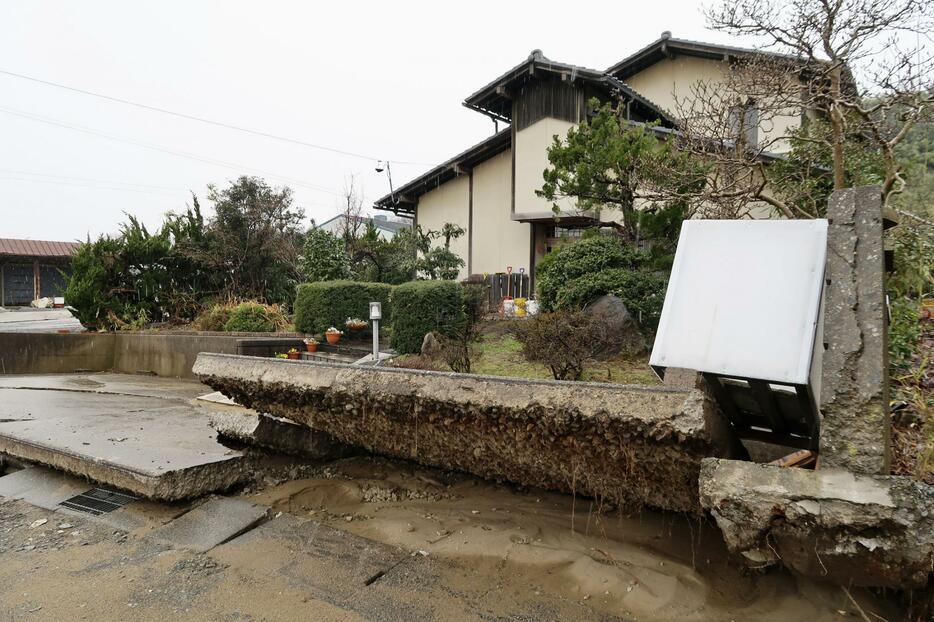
[0,238,80,258]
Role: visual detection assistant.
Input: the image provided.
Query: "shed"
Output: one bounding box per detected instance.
[0,238,80,306]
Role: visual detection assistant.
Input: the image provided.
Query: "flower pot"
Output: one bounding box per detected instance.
[326,332,341,345]
[348,325,365,332]
[305,342,319,353]
[287,351,300,360]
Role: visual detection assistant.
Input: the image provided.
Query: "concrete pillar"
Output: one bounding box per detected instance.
[819,186,890,474]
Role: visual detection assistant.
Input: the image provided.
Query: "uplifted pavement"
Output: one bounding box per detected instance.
[0,373,249,499]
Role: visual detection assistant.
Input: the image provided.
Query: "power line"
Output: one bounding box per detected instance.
[0,105,345,197]
[0,167,187,192]
[0,176,183,197]
[0,68,434,166]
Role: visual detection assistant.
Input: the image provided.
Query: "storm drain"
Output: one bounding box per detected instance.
[59,487,137,515]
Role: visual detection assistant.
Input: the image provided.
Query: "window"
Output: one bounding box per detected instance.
[728,103,759,147]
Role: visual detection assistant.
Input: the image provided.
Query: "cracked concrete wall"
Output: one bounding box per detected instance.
[700,458,933,589]
[195,353,742,513]
[820,186,890,474]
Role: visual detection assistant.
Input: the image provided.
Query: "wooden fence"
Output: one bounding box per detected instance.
[487,273,531,310]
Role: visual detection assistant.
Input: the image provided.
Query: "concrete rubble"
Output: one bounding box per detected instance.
[700,458,934,589]
[208,410,353,459]
[195,353,742,513]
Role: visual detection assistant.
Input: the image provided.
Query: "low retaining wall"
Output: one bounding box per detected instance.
[0,332,305,379]
[194,353,741,512]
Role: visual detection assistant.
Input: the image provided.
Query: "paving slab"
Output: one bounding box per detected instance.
[0,374,250,500]
[150,496,268,552]
[0,466,88,510]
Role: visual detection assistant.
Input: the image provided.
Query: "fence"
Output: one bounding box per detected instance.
[487,273,531,310]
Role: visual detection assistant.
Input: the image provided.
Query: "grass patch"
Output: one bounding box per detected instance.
[392,322,660,385]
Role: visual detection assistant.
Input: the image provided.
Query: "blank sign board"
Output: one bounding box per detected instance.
[650,219,827,385]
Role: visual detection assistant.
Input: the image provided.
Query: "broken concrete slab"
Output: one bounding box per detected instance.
[195,353,742,513]
[820,186,890,474]
[208,411,352,459]
[151,496,268,552]
[0,376,251,500]
[699,458,934,589]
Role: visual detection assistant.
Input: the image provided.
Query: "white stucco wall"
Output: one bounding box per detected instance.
[514,117,578,217]
[625,56,801,152]
[471,149,531,275]
[416,174,470,280]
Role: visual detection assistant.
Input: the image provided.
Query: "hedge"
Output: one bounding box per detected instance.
[294,281,393,335]
[390,280,466,354]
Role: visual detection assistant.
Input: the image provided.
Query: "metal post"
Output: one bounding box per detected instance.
[372,319,379,363]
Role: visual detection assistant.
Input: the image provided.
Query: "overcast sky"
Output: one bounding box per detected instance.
[0,1,749,241]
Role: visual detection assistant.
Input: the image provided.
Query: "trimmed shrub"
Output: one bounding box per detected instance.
[535,236,647,311]
[555,268,668,334]
[223,301,290,332]
[391,281,466,354]
[294,280,392,335]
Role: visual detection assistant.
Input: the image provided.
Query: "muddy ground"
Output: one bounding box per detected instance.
[0,455,911,621]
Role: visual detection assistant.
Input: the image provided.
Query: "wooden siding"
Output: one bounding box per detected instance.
[512,79,587,131]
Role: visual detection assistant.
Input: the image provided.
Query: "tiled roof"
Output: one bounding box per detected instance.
[0,238,80,258]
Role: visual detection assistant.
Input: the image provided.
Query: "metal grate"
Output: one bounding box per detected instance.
[59,487,137,515]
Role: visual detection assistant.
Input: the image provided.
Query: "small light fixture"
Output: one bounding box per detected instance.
[369,301,382,321]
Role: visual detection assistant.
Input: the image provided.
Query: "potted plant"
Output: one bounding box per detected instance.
[304,337,319,353]
[345,317,368,332]
[325,326,343,345]
[286,347,301,360]
[274,353,289,359]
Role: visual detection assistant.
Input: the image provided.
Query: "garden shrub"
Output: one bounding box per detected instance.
[294,280,392,335]
[391,281,466,355]
[512,310,624,381]
[223,301,290,332]
[193,301,236,331]
[437,283,487,373]
[555,268,667,333]
[888,296,921,372]
[534,235,668,334]
[535,236,647,311]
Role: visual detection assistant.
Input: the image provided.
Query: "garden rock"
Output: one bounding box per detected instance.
[420,332,443,359]
[583,295,646,355]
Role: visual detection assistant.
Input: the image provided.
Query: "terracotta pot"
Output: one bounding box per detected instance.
[305,342,319,353]
[348,324,365,332]
[326,332,341,345]
[287,351,300,360]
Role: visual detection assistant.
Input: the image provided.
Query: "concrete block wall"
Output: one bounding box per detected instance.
[0,332,305,379]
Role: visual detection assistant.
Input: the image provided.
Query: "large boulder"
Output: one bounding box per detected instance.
[583,294,646,356]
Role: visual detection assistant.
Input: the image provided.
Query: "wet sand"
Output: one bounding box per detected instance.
[249,456,907,622]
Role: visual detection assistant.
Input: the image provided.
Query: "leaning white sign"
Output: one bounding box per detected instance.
[650,219,827,388]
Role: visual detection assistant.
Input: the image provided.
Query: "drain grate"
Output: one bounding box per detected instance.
[59,487,137,515]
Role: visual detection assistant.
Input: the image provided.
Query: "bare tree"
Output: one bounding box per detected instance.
[674,0,933,216]
[336,174,366,242]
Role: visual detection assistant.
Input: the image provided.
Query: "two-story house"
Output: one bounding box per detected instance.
[374,32,803,284]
